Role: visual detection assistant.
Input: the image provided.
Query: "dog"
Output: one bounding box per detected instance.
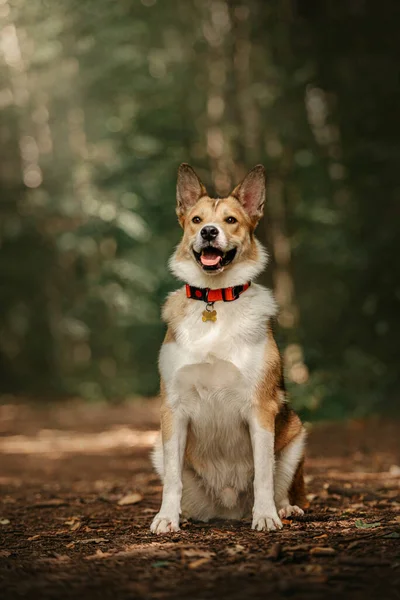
[150,163,306,534]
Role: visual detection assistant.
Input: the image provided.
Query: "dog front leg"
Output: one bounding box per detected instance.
[249,411,282,532]
[150,405,188,534]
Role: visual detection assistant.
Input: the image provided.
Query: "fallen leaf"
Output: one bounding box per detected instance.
[188,557,212,569]
[210,529,234,537]
[94,480,110,491]
[347,541,361,550]
[118,493,143,506]
[310,546,336,556]
[182,548,215,559]
[0,550,11,558]
[355,519,381,529]
[52,554,71,562]
[314,534,328,540]
[384,532,400,539]
[39,554,71,563]
[303,564,323,575]
[0,519,10,525]
[64,517,81,527]
[85,549,113,560]
[226,545,245,556]
[286,544,310,552]
[27,535,41,541]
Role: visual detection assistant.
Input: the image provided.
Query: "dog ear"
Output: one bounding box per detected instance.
[176,163,207,218]
[231,165,266,223]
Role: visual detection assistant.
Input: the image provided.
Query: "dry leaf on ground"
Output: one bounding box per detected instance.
[117,493,143,506]
[188,557,212,569]
[310,546,336,556]
[182,548,215,559]
[226,544,245,556]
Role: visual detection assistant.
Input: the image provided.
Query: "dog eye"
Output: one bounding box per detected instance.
[225,216,237,224]
[192,216,202,224]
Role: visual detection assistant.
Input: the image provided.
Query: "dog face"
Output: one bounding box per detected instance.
[169,164,268,287]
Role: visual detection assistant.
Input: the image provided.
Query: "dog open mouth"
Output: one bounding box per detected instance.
[193,247,237,271]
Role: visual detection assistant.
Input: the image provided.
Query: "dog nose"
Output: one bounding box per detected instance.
[200,226,219,241]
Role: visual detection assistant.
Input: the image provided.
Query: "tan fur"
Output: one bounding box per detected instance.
[174,195,259,265]
[162,289,188,338]
[254,325,282,431]
[163,328,176,344]
[275,406,303,453]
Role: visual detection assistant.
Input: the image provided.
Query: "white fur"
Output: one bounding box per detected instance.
[150,410,188,534]
[249,418,283,531]
[169,238,268,289]
[151,237,304,534]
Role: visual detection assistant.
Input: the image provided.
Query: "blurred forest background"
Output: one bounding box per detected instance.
[0,0,398,419]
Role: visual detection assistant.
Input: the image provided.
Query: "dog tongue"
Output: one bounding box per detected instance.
[201,251,222,266]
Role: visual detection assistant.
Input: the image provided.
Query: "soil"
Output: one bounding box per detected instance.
[0,399,399,600]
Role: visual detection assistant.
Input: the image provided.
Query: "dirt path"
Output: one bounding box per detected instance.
[0,400,399,599]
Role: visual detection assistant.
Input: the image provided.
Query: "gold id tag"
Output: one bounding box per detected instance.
[202,302,217,322]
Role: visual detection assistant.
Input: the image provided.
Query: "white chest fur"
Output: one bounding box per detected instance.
[160,285,276,396]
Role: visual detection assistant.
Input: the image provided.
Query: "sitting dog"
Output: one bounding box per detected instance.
[151,163,306,534]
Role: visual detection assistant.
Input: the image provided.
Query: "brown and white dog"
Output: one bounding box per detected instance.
[151,164,306,534]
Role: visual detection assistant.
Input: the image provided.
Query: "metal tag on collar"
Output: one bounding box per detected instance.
[202,301,217,322]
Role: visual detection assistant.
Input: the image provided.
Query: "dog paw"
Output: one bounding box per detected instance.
[251,512,283,532]
[278,505,304,519]
[150,514,180,534]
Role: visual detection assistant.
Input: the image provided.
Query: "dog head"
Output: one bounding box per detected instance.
[169,164,268,288]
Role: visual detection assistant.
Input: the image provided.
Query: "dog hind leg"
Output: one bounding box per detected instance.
[274,428,306,518]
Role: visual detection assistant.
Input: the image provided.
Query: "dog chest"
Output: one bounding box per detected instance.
[160,329,266,406]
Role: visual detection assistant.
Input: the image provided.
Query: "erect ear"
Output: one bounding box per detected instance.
[231,165,266,223]
[176,163,207,218]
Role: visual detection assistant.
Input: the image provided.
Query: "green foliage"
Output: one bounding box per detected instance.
[0,0,398,416]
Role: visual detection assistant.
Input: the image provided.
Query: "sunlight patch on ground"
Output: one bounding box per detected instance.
[0,427,158,455]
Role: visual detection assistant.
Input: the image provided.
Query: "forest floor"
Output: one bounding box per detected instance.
[0,399,399,600]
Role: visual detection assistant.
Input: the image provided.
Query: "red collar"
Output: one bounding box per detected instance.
[185,282,251,303]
